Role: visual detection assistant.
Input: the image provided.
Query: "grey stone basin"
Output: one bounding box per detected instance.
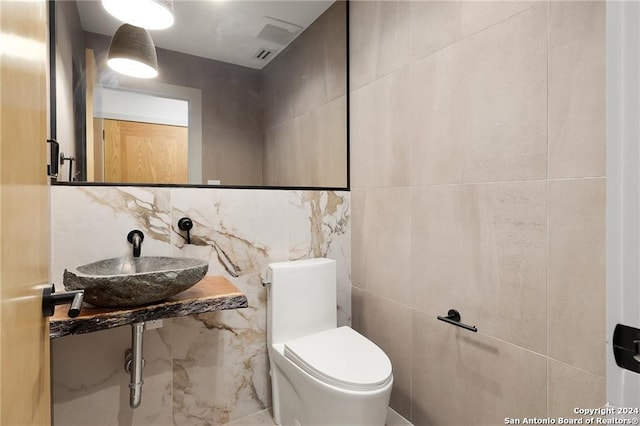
[63,256,209,307]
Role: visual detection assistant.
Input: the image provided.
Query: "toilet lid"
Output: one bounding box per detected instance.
[284,326,392,391]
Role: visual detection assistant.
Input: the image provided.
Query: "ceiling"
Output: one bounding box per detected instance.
[76,0,334,69]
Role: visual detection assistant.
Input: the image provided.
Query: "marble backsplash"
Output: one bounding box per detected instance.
[50,186,350,425]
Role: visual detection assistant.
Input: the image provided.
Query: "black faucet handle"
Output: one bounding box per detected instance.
[178,217,193,231]
[127,230,145,244]
[178,217,193,244]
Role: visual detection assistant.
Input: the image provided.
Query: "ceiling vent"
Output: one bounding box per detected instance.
[257,17,303,46]
[254,47,276,61]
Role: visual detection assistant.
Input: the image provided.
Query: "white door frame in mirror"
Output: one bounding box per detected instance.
[94,81,203,184]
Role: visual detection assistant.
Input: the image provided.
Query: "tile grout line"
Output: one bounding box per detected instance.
[350,2,543,96]
[546,355,607,381]
[409,2,544,69]
[351,176,607,193]
[545,0,551,418]
[407,3,414,420]
[408,186,413,424]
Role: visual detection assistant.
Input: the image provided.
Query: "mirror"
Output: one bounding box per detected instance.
[51,0,348,188]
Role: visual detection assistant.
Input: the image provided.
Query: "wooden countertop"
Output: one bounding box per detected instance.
[50,275,248,339]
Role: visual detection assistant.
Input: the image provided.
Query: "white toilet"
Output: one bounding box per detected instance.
[266,258,393,426]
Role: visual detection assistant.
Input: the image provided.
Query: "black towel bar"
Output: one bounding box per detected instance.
[437,309,478,333]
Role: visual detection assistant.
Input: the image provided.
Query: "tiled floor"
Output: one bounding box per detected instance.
[225,408,412,426]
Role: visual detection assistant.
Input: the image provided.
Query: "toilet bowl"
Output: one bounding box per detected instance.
[266,258,393,426]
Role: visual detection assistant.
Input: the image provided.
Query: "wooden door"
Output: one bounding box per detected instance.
[104,119,188,184]
[0,0,52,425]
[92,117,104,182]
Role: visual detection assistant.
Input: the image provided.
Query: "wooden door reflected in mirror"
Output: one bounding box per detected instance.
[103,119,188,184]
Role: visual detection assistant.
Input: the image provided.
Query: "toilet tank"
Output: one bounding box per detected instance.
[267,258,337,345]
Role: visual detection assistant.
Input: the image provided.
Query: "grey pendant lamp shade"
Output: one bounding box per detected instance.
[102,0,174,30]
[108,24,158,79]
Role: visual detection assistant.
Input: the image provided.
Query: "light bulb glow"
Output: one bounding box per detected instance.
[108,58,158,79]
[102,0,174,30]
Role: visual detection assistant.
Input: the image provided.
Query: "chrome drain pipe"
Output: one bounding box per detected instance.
[125,322,145,409]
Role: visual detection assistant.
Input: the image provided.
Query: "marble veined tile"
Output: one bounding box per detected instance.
[171,311,270,425]
[289,191,351,325]
[169,189,351,424]
[170,188,289,307]
[50,186,352,425]
[169,188,289,424]
[50,186,173,286]
[170,188,289,268]
[224,408,274,426]
[52,322,173,426]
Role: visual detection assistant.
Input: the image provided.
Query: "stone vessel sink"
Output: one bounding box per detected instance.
[63,257,209,307]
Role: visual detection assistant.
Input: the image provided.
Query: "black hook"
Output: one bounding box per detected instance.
[178,217,193,244]
[60,152,76,182]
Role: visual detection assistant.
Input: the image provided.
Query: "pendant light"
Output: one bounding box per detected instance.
[107,24,158,79]
[102,0,174,30]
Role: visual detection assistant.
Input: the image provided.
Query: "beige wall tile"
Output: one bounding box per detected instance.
[410,4,547,185]
[410,1,539,62]
[263,97,347,188]
[262,121,295,185]
[263,121,297,186]
[309,96,348,188]
[548,359,606,419]
[548,178,606,376]
[352,188,412,305]
[261,2,347,188]
[263,51,294,133]
[351,67,412,189]
[348,0,607,422]
[263,114,313,187]
[352,288,412,421]
[203,127,263,186]
[411,182,547,354]
[322,1,349,104]
[412,310,546,425]
[549,1,605,178]
[349,1,411,90]
[263,2,347,131]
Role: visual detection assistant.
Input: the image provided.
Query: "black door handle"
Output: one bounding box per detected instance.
[47,139,59,178]
[42,284,84,318]
[613,323,640,374]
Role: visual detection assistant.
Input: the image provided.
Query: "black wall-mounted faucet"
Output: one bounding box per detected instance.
[127,230,144,257]
[178,217,193,244]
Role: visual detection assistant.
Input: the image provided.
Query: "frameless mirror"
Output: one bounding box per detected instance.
[51,0,348,188]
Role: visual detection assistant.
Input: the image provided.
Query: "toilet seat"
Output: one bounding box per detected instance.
[284,326,393,392]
